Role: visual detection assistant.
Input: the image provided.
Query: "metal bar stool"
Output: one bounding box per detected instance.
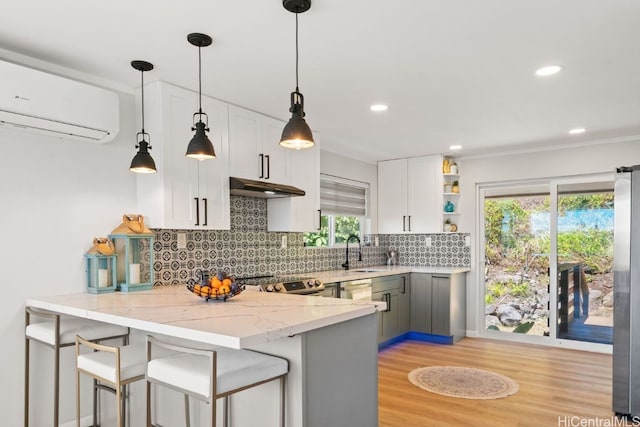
[145,335,289,427]
[24,307,129,427]
[75,335,147,427]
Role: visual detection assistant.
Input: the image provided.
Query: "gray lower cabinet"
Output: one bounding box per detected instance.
[372,274,410,344]
[410,273,466,342]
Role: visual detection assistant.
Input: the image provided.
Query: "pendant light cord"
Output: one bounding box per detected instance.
[140,69,145,133]
[295,12,299,92]
[198,45,203,114]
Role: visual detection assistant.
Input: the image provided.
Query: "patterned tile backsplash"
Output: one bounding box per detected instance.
[151,196,470,286]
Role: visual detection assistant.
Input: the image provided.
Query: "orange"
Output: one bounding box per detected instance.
[218,284,231,295]
[210,277,222,289]
[222,278,232,288]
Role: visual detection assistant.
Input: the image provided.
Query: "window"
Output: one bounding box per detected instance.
[304,175,369,247]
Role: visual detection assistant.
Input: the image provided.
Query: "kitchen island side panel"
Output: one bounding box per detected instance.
[303,313,378,427]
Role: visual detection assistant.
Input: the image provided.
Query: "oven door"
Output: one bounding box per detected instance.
[340,279,372,301]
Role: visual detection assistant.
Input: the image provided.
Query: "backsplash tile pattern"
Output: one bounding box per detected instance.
[151,196,470,286]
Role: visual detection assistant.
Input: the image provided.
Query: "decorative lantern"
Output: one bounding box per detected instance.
[85,237,118,293]
[109,214,155,292]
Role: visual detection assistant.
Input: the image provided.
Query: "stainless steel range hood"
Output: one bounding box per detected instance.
[229,177,305,198]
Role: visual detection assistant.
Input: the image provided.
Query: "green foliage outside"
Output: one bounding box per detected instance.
[304,215,329,247]
[484,197,550,275]
[484,192,614,334]
[335,216,361,244]
[304,215,361,247]
[486,280,532,303]
[484,194,613,276]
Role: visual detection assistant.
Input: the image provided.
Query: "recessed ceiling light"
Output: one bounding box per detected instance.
[569,128,586,135]
[535,65,562,77]
[370,104,388,112]
[449,145,462,151]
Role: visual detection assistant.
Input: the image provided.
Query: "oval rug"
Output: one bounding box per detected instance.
[408,366,519,400]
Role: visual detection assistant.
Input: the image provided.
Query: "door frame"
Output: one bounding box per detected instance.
[476,173,614,353]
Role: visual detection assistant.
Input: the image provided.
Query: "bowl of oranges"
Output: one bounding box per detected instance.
[186,271,244,302]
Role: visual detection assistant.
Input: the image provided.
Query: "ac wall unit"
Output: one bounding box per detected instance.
[0,59,119,142]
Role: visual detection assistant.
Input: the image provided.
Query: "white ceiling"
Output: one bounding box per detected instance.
[2,0,639,162]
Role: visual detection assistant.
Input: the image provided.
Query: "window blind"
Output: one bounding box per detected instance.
[320,175,368,217]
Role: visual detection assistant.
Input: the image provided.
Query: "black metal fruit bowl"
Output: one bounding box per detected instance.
[186,282,245,302]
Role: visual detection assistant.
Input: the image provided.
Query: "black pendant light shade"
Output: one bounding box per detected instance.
[280,90,314,149]
[130,60,157,173]
[280,0,315,150]
[130,139,156,173]
[186,120,215,160]
[186,33,216,160]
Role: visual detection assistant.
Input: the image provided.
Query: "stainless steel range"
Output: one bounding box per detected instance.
[236,275,326,295]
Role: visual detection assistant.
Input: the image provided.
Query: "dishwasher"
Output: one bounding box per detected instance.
[339,278,372,301]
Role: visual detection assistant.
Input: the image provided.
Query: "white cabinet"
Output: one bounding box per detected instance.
[267,133,321,232]
[228,105,289,183]
[377,155,442,233]
[136,82,230,230]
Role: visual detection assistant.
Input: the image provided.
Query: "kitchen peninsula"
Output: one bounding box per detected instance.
[26,287,385,427]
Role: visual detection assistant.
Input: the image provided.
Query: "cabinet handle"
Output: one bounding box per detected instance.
[408,215,412,231]
[194,197,200,226]
[202,198,208,226]
[402,216,406,232]
[385,293,392,312]
[317,209,322,231]
[401,277,406,294]
[265,154,270,179]
[259,154,264,179]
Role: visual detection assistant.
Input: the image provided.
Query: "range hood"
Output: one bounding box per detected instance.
[229,177,305,198]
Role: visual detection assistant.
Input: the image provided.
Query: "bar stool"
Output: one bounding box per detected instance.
[75,335,147,427]
[145,335,289,427]
[24,307,129,427]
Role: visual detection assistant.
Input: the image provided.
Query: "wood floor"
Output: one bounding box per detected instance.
[378,338,631,427]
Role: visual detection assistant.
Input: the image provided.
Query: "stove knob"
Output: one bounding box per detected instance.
[266,284,274,292]
[314,279,322,287]
[274,284,282,292]
[306,280,314,288]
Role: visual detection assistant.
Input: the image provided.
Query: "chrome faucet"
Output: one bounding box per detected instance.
[341,234,362,270]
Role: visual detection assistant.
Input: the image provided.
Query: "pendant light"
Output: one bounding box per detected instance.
[280,0,315,150]
[129,60,157,173]
[186,33,216,160]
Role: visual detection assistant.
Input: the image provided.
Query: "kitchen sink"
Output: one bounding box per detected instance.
[354,269,385,273]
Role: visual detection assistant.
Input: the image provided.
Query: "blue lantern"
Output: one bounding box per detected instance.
[109,214,155,292]
[85,238,117,293]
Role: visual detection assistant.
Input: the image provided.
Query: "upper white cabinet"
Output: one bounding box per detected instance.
[268,133,321,232]
[228,105,289,183]
[136,82,230,230]
[377,155,442,234]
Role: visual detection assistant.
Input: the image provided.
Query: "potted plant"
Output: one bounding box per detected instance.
[452,180,459,193]
[444,218,452,232]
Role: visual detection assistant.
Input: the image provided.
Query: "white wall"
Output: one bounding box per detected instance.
[457,139,640,336]
[0,91,138,426]
[320,150,378,233]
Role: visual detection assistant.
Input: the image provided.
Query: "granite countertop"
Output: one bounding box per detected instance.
[25,286,385,349]
[305,265,470,283]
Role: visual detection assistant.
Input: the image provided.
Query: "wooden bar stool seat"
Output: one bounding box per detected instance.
[145,335,288,427]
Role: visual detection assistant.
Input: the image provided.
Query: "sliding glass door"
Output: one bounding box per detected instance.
[555,181,614,344]
[480,174,614,347]
[482,184,551,338]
